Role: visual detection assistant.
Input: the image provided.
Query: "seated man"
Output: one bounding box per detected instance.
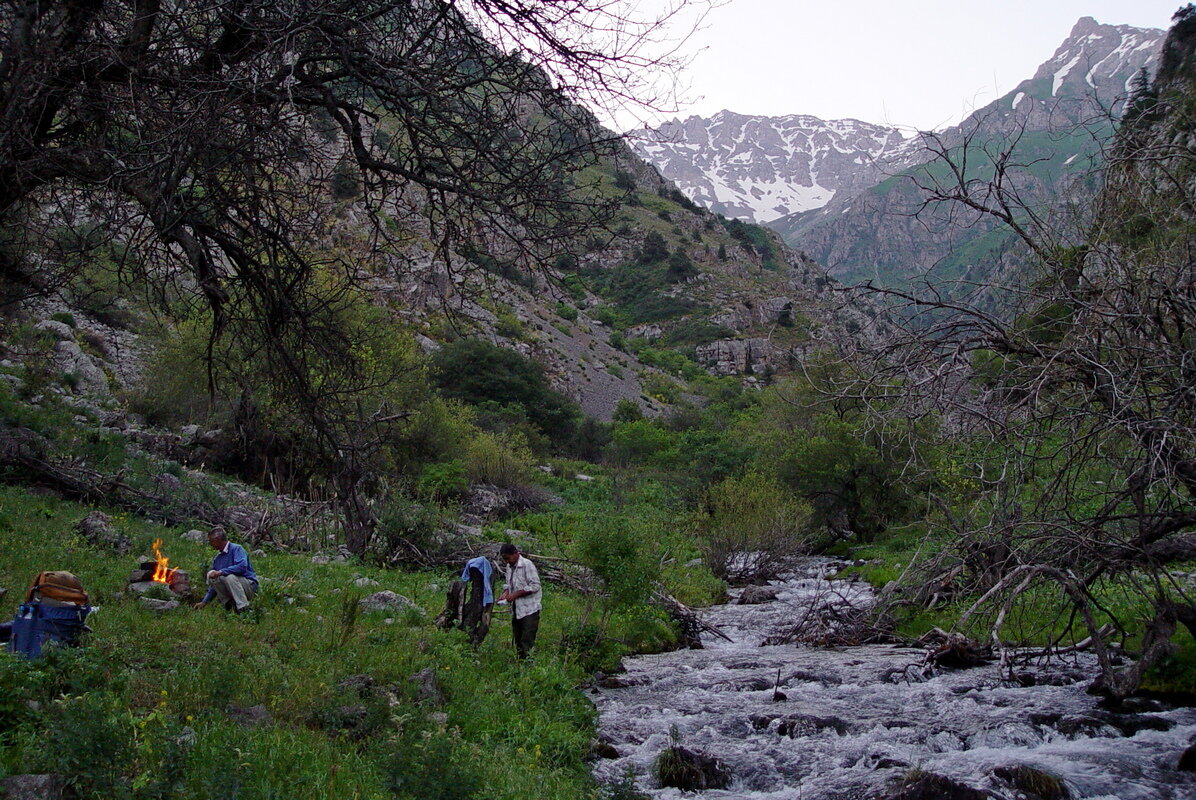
[193,527,258,613]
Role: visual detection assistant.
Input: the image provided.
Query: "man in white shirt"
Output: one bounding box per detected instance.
[498,543,541,659]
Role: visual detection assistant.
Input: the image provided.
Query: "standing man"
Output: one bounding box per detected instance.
[193,527,258,614]
[498,543,541,659]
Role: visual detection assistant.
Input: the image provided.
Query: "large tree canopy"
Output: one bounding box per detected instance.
[0,0,699,313]
[0,0,701,551]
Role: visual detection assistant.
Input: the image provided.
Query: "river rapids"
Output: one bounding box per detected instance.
[589,561,1196,799]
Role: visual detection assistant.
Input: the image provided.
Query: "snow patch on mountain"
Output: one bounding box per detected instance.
[630,111,905,223]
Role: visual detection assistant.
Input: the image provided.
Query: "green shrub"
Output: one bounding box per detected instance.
[431,339,579,444]
[365,499,442,562]
[554,302,579,322]
[579,518,659,609]
[612,398,643,422]
[49,311,77,328]
[641,373,682,404]
[608,419,676,466]
[418,460,469,502]
[383,730,484,800]
[558,620,624,672]
[615,605,678,653]
[330,158,362,199]
[21,692,138,798]
[464,431,533,487]
[495,311,527,341]
[696,473,813,583]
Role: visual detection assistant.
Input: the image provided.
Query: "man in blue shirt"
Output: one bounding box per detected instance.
[193,527,258,613]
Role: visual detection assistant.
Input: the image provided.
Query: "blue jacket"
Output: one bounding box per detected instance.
[201,542,258,604]
[461,556,494,605]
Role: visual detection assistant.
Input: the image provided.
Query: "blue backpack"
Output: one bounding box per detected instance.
[7,602,92,659]
[6,571,92,659]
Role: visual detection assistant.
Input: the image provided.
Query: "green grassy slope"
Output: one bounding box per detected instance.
[0,486,610,800]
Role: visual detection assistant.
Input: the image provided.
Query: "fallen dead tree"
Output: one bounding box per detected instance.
[0,424,329,545]
[762,582,897,647]
[652,588,732,648]
[916,628,994,669]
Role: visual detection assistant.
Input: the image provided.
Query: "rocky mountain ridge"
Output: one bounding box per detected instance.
[635,17,1165,292]
[630,112,906,223]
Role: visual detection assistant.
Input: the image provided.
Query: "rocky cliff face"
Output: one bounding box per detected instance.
[631,112,905,223]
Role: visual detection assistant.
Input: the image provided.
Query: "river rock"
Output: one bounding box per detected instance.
[174,726,198,750]
[409,667,445,705]
[139,597,180,613]
[990,765,1072,800]
[889,771,991,800]
[750,712,849,737]
[53,340,109,396]
[1179,742,1196,771]
[737,585,780,604]
[338,674,376,697]
[1054,715,1110,737]
[0,774,66,800]
[654,745,731,791]
[590,740,619,759]
[35,319,74,340]
[1096,712,1174,736]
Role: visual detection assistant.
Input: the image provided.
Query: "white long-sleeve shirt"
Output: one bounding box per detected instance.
[504,555,542,619]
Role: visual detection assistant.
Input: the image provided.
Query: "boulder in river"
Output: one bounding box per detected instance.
[1179,742,1196,771]
[990,764,1072,800]
[737,585,780,604]
[888,771,991,800]
[653,745,731,791]
[750,712,849,737]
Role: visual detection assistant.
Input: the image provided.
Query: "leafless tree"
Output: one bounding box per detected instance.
[0,0,708,553]
[832,12,1196,698]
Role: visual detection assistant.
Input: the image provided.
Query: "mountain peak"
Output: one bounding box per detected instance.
[1030,17,1164,98]
[1069,16,1102,37]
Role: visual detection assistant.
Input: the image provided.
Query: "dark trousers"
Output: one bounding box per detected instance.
[512,610,539,659]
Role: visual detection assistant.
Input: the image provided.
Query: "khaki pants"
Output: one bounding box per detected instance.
[208,574,256,612]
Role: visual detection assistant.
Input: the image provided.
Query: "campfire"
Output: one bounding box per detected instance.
[127,539,192,597]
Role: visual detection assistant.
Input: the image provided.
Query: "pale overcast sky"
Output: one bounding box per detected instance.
[623,0,1182,131]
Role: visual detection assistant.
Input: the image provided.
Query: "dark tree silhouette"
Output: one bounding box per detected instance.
[0,0,706,553]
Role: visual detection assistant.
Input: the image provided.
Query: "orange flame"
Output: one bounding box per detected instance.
[151,538,177,584]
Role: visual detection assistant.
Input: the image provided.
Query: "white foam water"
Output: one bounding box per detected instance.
[590,561,1196,799]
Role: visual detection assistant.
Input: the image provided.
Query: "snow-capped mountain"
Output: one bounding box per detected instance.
[629,112,906,223]
[771,16,1164,285]
[636,17,1162,238]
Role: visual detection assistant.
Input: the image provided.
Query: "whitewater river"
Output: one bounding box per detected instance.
[590,562,1196,799]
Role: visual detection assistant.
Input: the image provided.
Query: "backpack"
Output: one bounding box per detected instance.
[8,602,92,658]
[26,571,89,605]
